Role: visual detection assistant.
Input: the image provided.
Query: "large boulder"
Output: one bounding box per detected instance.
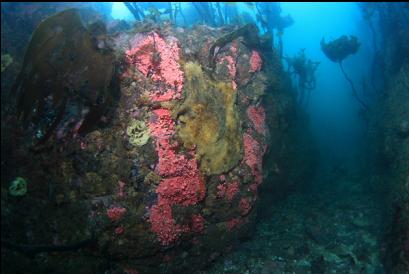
[1,9,297,274]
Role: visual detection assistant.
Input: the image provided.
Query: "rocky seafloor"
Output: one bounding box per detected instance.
[201,164,387,274]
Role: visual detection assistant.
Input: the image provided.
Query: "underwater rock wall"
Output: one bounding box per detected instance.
[368,11,409,272]
[374,62,409,273]
[0,9,305,274]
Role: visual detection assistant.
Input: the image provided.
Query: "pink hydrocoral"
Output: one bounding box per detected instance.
[216,183,227,198]
[150,111,205,206]
[220,55,237,90]
[148,108,175,139]
[249,50,262,73]
[247,105,266,135]
[149,203,184,246]
[151,141,205,244]
[222,55,236,78]
[125,32,183,102]
[107,207,127,222]
[125,36,153,77]
[154,139,182,176]
[217,43,238,89]
[217,181,240,201]
[115,226,125,235]
[154,139,196,177]
[117,180,126,198]
[147,94,206,245]
[243,131,264,185]
[239,198,251,215]
[191,214,205,233]
[226,217,243,231]
[156,173,205,206]
[229,42,238,56]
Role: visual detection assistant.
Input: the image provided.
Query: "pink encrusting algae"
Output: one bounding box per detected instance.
[247,105,266,135]
[239,198,252,216]
[217,43,239,89]
[149,203,186,246]
[115,226,125,235]
[217,181,240,201]
[126,31,266,242]
[226,217,243,231]
[107,207,127,222]
[149,138,206,245]
[191,214,205,233]
[222,55,237,78]
[243,131,264,192]
[249,50,262,73]
[117,180,126,198]
[154,139,184,177]
[150,136,205,244]
[216,183,227,198]
[140,48,206,244]
[243,132,263,178]
[125,32,183,102]
[156,173,205,206]
[148,108,175,139]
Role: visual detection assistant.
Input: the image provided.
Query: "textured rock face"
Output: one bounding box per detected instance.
[375,63,409,273]
[175,62,243,175]
[1,10,293,274]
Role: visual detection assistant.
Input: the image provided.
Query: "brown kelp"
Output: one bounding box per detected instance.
[284,49,320,107]
[12,9,118,146]
[321,35,367,109]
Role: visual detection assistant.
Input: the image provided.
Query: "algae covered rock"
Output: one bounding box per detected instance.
[1,11,290,274]
[175,62,242,175]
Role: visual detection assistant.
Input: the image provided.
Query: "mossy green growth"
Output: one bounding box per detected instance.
[127,119,150,146]
[9,177,27,196]
[174,62,242,175]
[1,54,13,72]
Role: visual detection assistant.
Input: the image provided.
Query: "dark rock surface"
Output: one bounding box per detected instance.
[1,8,309,274]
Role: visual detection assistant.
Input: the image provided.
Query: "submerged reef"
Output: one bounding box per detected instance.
[1,7,308,274]
[175,62,242,175]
